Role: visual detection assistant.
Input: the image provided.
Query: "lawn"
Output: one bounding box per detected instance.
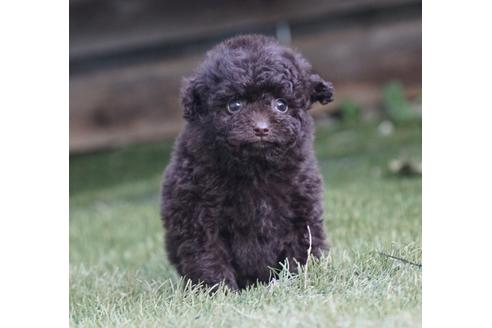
[70,120,422,327]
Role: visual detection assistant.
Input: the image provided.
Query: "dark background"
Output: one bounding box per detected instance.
[70,0,421,153]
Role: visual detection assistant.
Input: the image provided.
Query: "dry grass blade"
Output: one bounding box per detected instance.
[304,225,313,289]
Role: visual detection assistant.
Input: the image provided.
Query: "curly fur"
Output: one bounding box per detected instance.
[161,35,334,290]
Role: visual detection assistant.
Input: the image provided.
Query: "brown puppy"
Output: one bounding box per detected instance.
[161,35,334,290]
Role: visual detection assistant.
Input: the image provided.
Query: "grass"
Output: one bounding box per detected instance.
[70,119,422,327]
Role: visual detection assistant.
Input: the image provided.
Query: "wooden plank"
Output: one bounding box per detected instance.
[70,0,420,60]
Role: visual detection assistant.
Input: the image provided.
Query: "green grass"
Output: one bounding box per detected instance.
[70,120,422,327]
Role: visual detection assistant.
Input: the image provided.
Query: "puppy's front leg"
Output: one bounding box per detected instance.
[282,220,327,272]
[172,236,238,291]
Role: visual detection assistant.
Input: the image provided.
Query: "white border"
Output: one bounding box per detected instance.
[0,1,68,326]
[423,0,492,326]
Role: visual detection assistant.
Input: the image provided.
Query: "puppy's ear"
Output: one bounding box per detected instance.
[309,74,334,105]
[181,77,205,121]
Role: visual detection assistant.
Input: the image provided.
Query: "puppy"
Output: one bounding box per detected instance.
[161,35,334,290]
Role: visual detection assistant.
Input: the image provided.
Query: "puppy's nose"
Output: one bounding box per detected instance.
[253,121,270,137]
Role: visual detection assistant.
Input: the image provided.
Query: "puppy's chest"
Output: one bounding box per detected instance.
[219,182,294,232]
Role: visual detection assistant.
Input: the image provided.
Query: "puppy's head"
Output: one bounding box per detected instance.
[181,35,334,160]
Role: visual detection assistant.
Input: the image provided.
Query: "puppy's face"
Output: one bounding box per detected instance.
[181,35,334,160]
[221,95,300,147]
[207,88,307,160]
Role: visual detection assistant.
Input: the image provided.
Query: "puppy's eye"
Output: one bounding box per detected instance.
[227,99,243,114]
[273,98,288,113]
